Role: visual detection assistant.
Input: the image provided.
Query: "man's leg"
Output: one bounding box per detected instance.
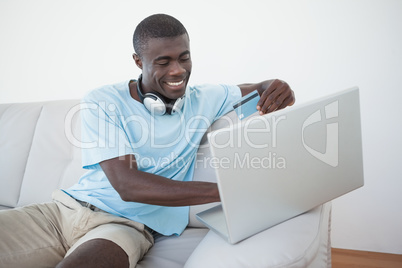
[56,239,129,268]
[57,223,153,268]
[0,190,154,268]
[0,203,68,267]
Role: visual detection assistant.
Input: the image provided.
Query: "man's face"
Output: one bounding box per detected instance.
[135,34,192,100]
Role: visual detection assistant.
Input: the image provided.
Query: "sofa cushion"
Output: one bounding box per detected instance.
[0,103,45,207]
[17,100,86,207]
[137,228,209,268]
[184,202,332,268]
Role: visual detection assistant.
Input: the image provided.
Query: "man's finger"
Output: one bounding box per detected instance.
[257,79,281,108]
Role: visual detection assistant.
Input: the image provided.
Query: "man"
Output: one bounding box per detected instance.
[0,14,294,267]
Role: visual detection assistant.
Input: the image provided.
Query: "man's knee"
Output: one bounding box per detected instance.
[56,239,129,268]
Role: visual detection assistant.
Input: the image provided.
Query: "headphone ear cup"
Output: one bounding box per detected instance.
[143,93,167,115]
[137,74,185,115]
[171,95,185,114]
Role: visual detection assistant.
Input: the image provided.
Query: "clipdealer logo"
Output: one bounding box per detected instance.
[302,100,339,167]
[64,100,340,169]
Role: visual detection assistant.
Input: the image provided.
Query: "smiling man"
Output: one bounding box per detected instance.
[0,14,295,268]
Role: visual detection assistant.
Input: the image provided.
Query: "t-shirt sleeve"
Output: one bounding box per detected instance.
[213,84,242,121]
[79,100,135,169]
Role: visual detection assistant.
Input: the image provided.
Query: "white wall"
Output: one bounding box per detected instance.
[1,0,401,254]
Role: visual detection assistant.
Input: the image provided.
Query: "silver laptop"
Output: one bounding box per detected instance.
[196,87,364,244]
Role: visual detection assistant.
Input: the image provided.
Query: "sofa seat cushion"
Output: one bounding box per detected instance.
[184,202,332,268]
[137,228,209,268]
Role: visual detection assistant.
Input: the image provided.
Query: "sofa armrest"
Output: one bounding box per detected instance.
[184,202,332,268]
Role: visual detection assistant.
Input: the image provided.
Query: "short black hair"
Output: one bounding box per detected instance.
[133,14,188,57]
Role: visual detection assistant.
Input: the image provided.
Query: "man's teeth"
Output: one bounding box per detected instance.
[167,80,184,86]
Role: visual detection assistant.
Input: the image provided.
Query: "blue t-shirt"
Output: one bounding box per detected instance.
[64,80,241,235]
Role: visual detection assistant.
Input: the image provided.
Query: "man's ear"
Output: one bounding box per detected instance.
[133,53,143,69]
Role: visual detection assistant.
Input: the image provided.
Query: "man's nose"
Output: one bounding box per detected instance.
[169,61,186,76]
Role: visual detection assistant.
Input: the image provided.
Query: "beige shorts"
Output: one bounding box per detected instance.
[0,190,154,268]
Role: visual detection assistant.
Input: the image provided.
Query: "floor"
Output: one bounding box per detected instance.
[332,248,402,268]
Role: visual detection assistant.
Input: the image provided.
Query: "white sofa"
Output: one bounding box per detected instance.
[0,99,332,267]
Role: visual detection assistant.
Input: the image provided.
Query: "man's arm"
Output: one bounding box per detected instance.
[238,79,295,114]
[100,155,220,206]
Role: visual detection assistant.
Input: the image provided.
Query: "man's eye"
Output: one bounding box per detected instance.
[157,61,169,66]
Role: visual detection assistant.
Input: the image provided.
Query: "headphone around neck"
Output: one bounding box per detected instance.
[136,74,185,115]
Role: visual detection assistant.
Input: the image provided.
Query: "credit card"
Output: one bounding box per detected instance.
[233,90,260,120]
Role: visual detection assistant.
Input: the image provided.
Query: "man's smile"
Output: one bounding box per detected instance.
[165,80,184,87]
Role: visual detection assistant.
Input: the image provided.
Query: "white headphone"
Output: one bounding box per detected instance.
[136,74,185,115]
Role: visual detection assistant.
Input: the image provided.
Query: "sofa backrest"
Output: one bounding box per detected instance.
[0,100,85,208]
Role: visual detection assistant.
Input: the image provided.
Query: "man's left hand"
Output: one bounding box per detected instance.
[257,79,295,115]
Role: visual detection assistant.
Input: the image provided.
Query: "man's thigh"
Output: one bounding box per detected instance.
[0,203,67,268]
[52,190,154,267]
